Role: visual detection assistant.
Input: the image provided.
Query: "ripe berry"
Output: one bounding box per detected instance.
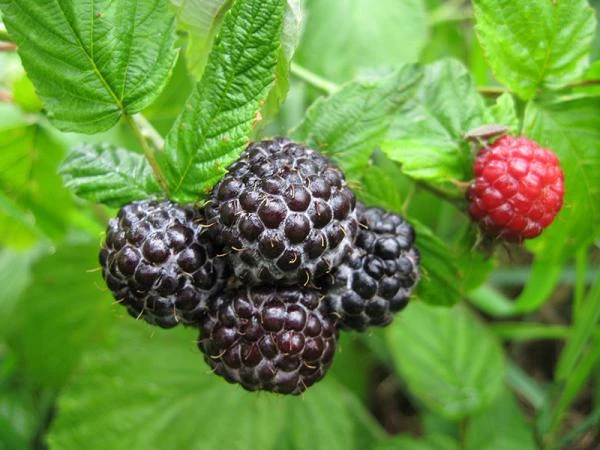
[320,205,420,331]
[204,138,359,285]
[198,287,337,395]
[467,135,564,243]
[99,200,227,328]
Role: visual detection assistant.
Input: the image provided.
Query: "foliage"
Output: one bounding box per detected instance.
[0,0,599,449]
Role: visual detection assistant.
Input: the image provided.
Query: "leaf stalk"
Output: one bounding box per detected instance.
[124,114,169,196]
[290,63,339,95]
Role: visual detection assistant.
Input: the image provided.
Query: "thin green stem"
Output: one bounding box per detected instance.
[478,86,509,97]
[478,79,600,100]
[568,78,600,88]
[573,248,587,320]
[491,323,571,341]
[416,181,465,209]
[506,360,546,410]
[401,182,417,216]
[132,113,165,151]
[124,114,169,196]
[290,62,339,95]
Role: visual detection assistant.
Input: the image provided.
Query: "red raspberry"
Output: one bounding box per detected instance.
[467,135,564,243]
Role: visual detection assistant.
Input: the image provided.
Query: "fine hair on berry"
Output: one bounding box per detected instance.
[467,135,564,243]
[204,138,359,286]
[320,204,420,331]
[198,286,338,395]
[100,200,227,328]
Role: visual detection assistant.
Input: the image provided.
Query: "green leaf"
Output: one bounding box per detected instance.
[0,107,74,244]
[454,226,495,293]
[381,59,486,188]
[158,0,285,201]
[170,0,233,78]
[0,0,178,133]
[280,0,303,62]
[11,73,43,113]
[413,221,462,307]
[0,247,37,337]
[260,1,304,120]
[485,92,520,134]
[0,191,40,249]
[358,160,410,213]
[575,59,600,96]
[465,387,536,450]
[512,256,563,313]
[59,143,162,207]
[295,0,428,83]
[0,377,55,450]
[0,418,29,450]
[473,0,596,99]
[523,97,600,261]
[375,434,460,450]
[48,322,383,450]
[386,302,505,419]
[292,65,423,176]
[6,241,113,388]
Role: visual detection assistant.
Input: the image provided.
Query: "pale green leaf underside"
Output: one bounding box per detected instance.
[292,65,423,176]
[382,59,487,185]
[170,0,232,78]
[473,0,596,99]
[59,143,162,207]
[0,0,178,133]
[523,97,600,261]
[159,0,284,201]
[386,303,505,419]
[48,322,381,450]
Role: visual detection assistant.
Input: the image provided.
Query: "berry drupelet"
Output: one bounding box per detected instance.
[100,200,227,328]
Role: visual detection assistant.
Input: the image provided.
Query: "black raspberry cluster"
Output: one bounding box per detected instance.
[100,138,420,395]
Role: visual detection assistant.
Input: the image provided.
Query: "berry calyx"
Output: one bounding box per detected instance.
[467,135,564,243]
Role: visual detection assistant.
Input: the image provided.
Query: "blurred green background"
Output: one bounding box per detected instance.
[1,1,600,449]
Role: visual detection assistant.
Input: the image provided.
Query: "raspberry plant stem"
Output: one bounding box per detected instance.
[290,63,338,95]
[416,181,465,209]
[124,114,170,196]
[131,113,165,151]
[0,42,16,52]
